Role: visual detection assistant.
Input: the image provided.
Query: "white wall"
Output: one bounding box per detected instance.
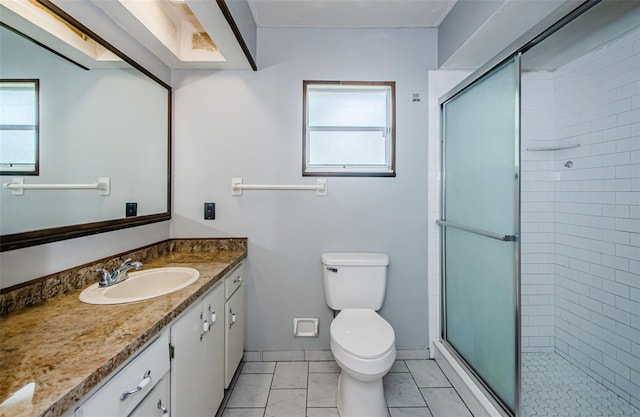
[172,27,437,352]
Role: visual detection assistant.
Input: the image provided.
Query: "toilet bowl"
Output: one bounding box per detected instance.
[321,252,395,417]
[330,308,396,417]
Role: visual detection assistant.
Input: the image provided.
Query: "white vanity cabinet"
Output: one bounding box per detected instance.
[74,332,170,417]
[61,260,246,417]
[170,280,225,417]
[224,262,245,388]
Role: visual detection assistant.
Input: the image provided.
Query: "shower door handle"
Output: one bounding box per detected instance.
[436,220,518,242]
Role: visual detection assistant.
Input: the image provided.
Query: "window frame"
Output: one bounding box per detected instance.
[302,80,396,177]
[0,79,40,176]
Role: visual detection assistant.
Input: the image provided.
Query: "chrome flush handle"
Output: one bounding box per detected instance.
[157,399,168,415]
[326,266,338,273]
[120,370,151,401]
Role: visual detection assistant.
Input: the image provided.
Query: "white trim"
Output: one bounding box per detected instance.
[433,340,505,417]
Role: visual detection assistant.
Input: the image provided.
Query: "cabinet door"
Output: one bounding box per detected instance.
[170,300,205,417]
[128,374,170,417]
[204,285,225,415]
[224,285,244,388]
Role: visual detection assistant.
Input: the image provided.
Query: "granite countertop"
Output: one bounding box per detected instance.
[0,247,246,417]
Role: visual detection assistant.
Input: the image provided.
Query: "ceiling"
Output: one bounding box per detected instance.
[246,0,458,28]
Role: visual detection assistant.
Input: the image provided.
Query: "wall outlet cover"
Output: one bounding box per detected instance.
[125,202,137,217]
[204,203,215,220]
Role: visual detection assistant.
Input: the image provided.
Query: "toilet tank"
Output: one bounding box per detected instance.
[321,252,389,310]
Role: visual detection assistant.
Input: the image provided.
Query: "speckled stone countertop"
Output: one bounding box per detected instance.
[0,239,247,417]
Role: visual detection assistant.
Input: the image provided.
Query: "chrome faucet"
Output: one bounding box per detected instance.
[96,258,143,287]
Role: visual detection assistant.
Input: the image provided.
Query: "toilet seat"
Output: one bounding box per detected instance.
[330,309,395,359]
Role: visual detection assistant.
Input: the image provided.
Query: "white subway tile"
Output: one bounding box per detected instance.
[603,179,633,191]
[602,327,633,352]
[615,218,640,233]
[602,304,631,325]
[616,192,640,205]
[616,138,640,153]
[617,108,640,127]
[603,152,631,166]
[591,239,616,256]
[603,280,631,298]
[591,288,616,306]
[602,355,631,378]
[580,294,603,313]
[591,263,616,279]
[602,229,630,245]
[592,336,620,360]
[615,296,640,316]
[616,164,640,178]
[615,270,640,289]
[616,243,640,261]
[602,254,630,271]
[618,323,640,344]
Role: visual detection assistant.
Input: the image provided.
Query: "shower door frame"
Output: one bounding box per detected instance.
[436,1,605,416]
[438,54,522,417]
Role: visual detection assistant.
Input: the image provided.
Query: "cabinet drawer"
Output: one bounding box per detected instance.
[76,332,170,417]
[224,262,244,299]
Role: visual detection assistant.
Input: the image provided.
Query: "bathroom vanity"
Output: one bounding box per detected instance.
[0,239,247,417]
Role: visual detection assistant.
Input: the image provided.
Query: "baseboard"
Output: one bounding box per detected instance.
[243,348,430,362]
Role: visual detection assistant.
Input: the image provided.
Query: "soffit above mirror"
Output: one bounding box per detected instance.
[90,0,256,70]
[0,0,126,70]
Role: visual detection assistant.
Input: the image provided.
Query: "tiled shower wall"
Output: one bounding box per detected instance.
[521,71,556,352]
[522,27,640,407]
[551,27,640,407]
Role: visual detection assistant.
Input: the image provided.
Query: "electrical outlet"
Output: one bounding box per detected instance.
[204,203,215,220]
[125,202,137,217]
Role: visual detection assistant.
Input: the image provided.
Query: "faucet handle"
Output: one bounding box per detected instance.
[95,268,111,286]
[120,258,132,266]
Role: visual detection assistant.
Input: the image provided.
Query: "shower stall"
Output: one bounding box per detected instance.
[435,1,640,416]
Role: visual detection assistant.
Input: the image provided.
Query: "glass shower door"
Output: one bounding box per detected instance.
[440,58,520,414]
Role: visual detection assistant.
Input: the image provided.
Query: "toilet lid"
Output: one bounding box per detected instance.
[331,309,395,359]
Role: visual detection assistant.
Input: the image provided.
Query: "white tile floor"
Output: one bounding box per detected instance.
[521,352,640,417]
[219,359,473,417]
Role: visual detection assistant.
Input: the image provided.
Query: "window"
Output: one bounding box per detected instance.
[303,81,395,176]
[0,79,39,175]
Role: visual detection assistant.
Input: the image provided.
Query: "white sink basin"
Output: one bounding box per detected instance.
[79,267,200,305]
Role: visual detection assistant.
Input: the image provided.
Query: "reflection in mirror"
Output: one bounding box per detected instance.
[0,79,39,175]
[0,1,171,251]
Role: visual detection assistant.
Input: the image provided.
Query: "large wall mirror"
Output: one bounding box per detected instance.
[0,0,171,251]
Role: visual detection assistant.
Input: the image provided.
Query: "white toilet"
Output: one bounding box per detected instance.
[321,252,396,417]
